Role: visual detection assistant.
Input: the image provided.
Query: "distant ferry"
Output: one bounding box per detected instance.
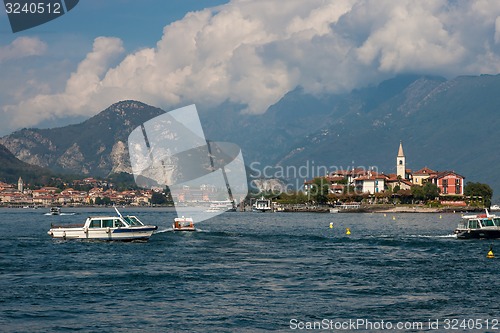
[205,200,236,213]
[253,196,272,212]
[454,209,500,239]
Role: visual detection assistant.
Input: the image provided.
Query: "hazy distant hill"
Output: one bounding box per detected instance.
[0,143,53,184]
[1,74,500,199]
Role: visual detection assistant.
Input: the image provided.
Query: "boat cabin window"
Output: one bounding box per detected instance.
[90,219,102,228]
[102,219,114,228]
[493,218,500,227]
[114,219,124,227]
[467,220,480,229]
[482,219,495,227]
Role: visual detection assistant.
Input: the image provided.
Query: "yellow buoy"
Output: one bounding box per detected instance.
[384,213,387,217]
[487,246,494,259]
[329,222,333,229]
[346,228,351,235]
[439,215,442,219]
[392,216,396,220]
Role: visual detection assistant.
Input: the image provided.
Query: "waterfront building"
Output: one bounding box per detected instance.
[354,174,387,193]
[428,171,465,196]
[412,167,437,185]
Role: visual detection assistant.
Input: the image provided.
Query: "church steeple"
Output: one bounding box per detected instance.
[18,176,24,193]
[397,141,404,157]
[396,141,406,179]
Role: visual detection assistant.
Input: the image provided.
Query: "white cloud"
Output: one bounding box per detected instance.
[5,0,500,129]
[0,37,47,63]
[5,37,124,128]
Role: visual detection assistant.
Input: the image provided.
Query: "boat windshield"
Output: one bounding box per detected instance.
[493,218,500,226]
[123,216,143,226]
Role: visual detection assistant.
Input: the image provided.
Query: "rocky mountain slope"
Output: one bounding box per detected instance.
[0,101,165,176]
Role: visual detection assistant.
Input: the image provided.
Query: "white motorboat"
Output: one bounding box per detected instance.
[490,204,500,211]
[47,207,157,241]
[48,207,61,215]
[454,209,500,239]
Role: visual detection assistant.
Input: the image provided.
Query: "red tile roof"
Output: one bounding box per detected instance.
[413,167,437,175]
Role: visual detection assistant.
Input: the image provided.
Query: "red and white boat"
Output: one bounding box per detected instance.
[173,216,196,231]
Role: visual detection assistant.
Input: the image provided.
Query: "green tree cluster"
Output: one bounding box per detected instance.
[94,196,112,206]
[150,191,168,205]
[411,183,439,201]
[276,191,308,204]
[310,177,330,204]
[464,182,493,207]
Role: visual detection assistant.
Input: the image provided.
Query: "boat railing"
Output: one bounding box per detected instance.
[50,223,85,229]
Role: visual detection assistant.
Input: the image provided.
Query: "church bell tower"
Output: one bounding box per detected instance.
[396,141,405,179]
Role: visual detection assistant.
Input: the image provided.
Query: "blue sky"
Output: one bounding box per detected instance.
[1,0,500,136]
[1,1,229,49]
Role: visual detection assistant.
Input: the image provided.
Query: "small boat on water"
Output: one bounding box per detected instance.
[490,204,500,211]
[47,207,157,241]
[454,209,500,239]
[173,216,196,231]
[48,207,61,215]
[205,200,236,213]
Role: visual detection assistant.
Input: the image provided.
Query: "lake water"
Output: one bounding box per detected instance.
[1,208,499,332]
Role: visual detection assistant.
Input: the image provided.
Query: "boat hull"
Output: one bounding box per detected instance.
[172,227,196,231]
[454,228,500,239]
[48,226,157,241]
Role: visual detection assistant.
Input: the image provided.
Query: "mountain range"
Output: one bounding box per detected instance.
[1,74,499,199]
[0,101,164,177]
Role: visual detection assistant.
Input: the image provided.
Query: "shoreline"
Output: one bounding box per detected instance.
[341,205,485,214]
[0,204,490,214]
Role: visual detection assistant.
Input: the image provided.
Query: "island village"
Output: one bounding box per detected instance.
[0,142,492,211]
[301,142,467,207]
[257,142,491,212]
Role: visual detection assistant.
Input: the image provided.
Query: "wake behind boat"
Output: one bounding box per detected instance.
[47,207,157,241]
[454,209,500,239]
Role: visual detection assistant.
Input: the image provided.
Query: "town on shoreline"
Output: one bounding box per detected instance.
[0,142,494,213]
